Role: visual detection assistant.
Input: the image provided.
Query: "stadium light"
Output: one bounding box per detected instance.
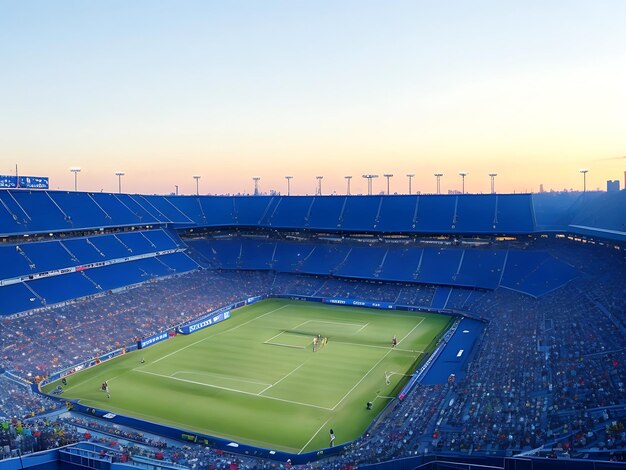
[193,175,201,196]
[285,176,293,196]
[70,167,81,192]
[406,174,415,195]
[383,174,393,195]
[434,173,443,195]
[316,176,324,196]
[345,176,352,195]
[489,173,497,194]
[579,169,588,192]
[362,174,379,195]
[459,171,469,194]
[252,176,261,196]
[115,171,125,194]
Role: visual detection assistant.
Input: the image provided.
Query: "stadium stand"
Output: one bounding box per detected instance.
[187,237,579,294]
[0,190,625,469]
[0,229,198,316]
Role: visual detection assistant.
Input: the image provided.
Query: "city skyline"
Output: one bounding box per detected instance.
[1,1,625,195]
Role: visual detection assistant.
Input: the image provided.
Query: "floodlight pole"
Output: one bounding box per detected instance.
[193,175,201,196]
[459,171,468,194]
[285,176,293,196]
[489,173,497,194]
[115,171,125,194]
[579,169,588,192]
[252,177,261,195]
[362,174,379,195]
[345,176,352,195]
[70,167,81,191]
[434,173,443,195]
[406,173,415,195]
[383,174,393,195]
[316,176,323,196]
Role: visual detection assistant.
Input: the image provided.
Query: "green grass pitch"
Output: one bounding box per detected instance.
[44,299,452,454]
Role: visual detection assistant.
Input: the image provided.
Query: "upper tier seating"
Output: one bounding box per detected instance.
[0,229,198,316]
[187,238,579,295]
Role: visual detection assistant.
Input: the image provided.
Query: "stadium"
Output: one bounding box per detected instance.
[1,188,625,470]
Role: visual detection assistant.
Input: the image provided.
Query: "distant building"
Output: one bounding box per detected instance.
[539,184,544,193]
[607,180,620,192]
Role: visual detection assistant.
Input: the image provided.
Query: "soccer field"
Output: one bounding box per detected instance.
[44,299,452,453]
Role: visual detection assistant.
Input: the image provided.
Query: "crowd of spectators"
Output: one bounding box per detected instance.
[0,238,624,467]
[0,376,63,420]
[0,416,80,459]
[0,270,273,378]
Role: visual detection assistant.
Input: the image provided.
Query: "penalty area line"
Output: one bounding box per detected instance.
[152,304,291,365]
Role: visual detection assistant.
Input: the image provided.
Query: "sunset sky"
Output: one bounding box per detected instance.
[1,1,625,195]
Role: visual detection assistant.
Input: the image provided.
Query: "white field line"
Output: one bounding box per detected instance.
[135,369,332,411]
[331,340,423,354]
[172,370,272,387]
[264,331,286,344]
[302,319,368,328]
[292,319,311,329]
[258,363,305,395]
[74,399,302,454]
[152,304,291,364]
[374,395,396,401]
[264,342,305,349]
[330,348,394,411]
[399,317,425,344]
[331,317,426,411]
[298,416,332,455]
[355,322,369,333]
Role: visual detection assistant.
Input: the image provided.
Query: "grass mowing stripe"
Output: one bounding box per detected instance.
[46,299,453,452]
[135,369,334,411]
[331,347,395,411]
[258,363,306,395]
[299,319,367,327]
[331,340,423,353]
[152,303,291,365]
[74,398,304,454]
[171,370,272,387]
[399,317,425,344]
[298,416,333,455]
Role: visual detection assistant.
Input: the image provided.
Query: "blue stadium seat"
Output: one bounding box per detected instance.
[0,282,43,315]
[340,196,380,231]
[414,196,456,232]
[198,197,236,226]
[334,245,386,279]
[141,195,196,225]
[376,196,418,232]
[233,196,276,226]
[266,197,311,229]
[455,195,497,232]
[306,197,344,230]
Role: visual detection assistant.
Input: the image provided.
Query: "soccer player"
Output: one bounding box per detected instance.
[329,428,335,447]
[392,335,397,348]
[105,384,110,399]
[313,335,318,352]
